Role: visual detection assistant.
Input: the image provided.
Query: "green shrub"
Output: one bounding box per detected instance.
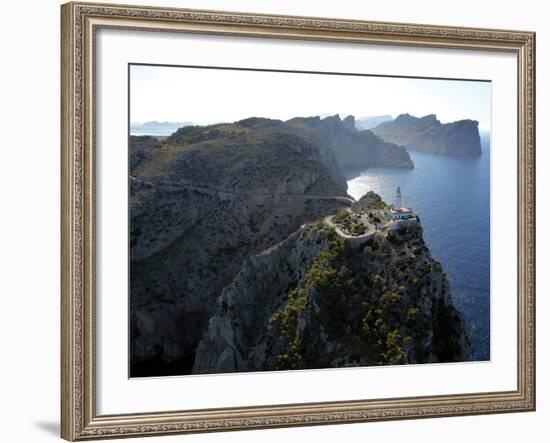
[381,330,405,365]
[363,246,374,258]
[406,307,420,323]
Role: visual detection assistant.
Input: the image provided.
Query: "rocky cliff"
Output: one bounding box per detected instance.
[371,114,482,156]
[286,114,414,176]
[130,122,352,376]
[194,193,470,374]
[129,117,434,377]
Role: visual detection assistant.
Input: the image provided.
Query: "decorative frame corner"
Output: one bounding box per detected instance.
[61,2,536,440]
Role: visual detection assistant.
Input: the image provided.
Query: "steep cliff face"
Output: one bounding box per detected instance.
[193,196,470,374]
[130,125,351,376]
[286,114,414,175]
[371,114,482,156]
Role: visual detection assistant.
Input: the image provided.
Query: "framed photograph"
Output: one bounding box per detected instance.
[61,2,536,440]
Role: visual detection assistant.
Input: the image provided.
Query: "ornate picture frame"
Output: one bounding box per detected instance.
[61,1,535,440]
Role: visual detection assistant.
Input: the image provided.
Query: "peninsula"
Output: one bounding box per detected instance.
[194,190,470,373]
[129,116,468,377]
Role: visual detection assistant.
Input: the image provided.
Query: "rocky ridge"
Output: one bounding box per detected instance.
[286,114,414,178]
[130,120,353,375]
[371,113,482,156]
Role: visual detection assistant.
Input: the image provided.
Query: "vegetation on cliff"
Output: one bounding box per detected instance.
[193,195,470,374]
[266,223,469,371]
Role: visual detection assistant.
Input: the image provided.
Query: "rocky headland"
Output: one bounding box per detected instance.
[194,192,470,373]
[286,114,414,180]
[371,113,482,156]
[129,116,467,377]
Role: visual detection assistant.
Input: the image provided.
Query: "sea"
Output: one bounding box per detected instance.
[130,129,171,137]
[346,132,491,361]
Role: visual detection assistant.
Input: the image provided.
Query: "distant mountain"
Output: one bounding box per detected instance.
[355,115,393,130]
[371,114,482,156]
[130,121,192,136]
[285,114,413,181]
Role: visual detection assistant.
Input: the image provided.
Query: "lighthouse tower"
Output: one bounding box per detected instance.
[395,185,403,210]
[390,185,415,222]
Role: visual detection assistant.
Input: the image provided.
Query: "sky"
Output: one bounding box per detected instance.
[130,64,491,130]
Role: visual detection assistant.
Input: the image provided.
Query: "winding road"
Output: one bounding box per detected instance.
[131,176,356,204]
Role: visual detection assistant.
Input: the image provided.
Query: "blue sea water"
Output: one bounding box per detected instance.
[346,133,491,361]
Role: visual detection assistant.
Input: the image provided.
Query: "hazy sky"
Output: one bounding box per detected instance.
[130,64,491,130]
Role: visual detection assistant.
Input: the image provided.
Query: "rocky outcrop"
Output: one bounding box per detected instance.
[351,190,386,213]
[371,114,482,156]
[192,227,330,373]
[286,115,414,176]
[193,200,470,374]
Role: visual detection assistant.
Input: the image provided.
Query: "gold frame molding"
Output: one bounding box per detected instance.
[61,1,536,440]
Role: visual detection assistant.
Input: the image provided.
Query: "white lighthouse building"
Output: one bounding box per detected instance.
[390,186,415,221]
